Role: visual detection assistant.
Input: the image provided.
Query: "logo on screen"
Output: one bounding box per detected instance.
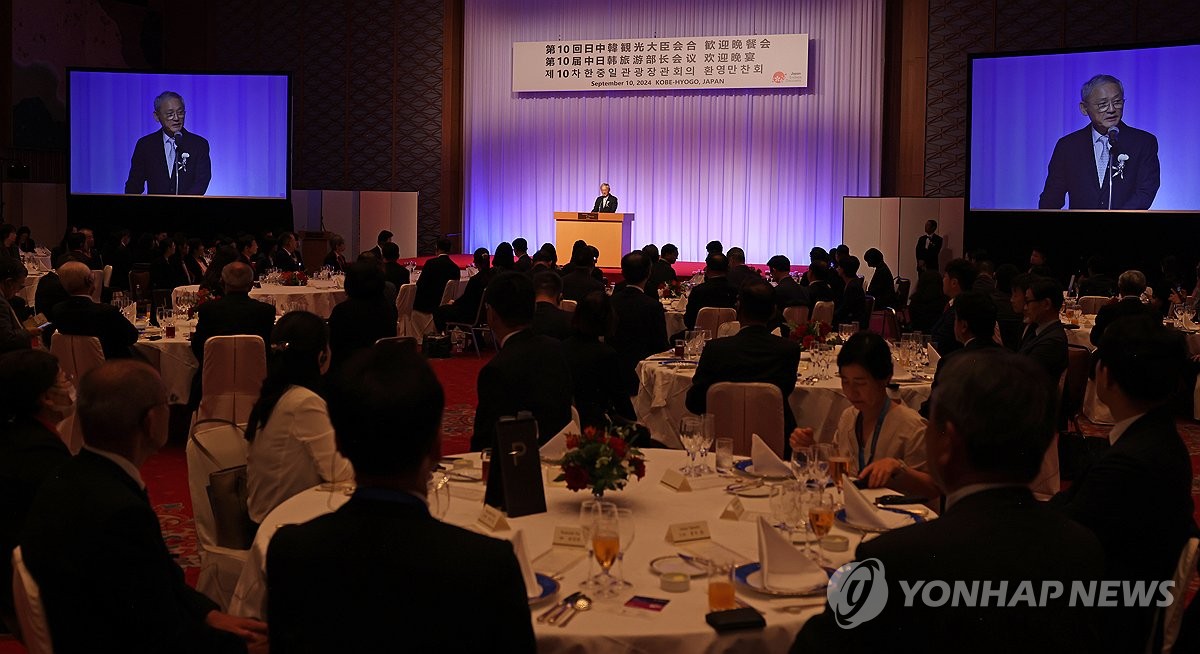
[828,559,888,629]
[772,71,786,83]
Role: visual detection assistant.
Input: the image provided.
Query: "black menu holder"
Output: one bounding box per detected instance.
[483,412,547,518]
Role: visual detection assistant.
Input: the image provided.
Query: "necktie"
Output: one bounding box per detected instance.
[603,196,608,208]
[1020,324,1036,348]
[1096,136,1109,187]
[167,137,177,178]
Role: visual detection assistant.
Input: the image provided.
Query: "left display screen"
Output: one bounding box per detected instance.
[69,70,289,199]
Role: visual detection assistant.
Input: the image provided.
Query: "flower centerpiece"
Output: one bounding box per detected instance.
[279,271,308,287]
[659,279,685,300]
[186,288,210,319]
[787,320,831,351]
[556,424,647,498]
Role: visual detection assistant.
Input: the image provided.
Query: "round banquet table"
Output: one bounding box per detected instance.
[634,355,932,448]
[171,281,348,319]
[133,326,198,405]
[229,450,916,653]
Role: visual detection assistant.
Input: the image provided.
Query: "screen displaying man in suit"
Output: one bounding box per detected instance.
[124,91,212,196]
[592,183,618,213]
[1039,74,1159,210]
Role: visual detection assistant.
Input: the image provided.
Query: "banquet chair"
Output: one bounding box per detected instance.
[695,307,735,338]
[445,294,492,357]
[185,419,252,609]
[894,276,911,319]
[1157,537,1200,653]
[782,305,809,327]
[1078,295,1112,314]
[716,321,741,338]
[706,382,785,457]
[439,279,461,307]
[811,301,835,326]
[867,308,902,341]
[560,299,577,313]
[394,283,417,338]
[196,335,267,425]
[1030,368,1068,500]
[128,270,151,301]
[374,336,417,351]
[89,269,104,303]
[50,334,105,454]
[861,295,875,326]
[102,264,113,289]
[11,546,54,654]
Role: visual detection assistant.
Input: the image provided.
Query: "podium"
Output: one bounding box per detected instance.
[553,212,634,268]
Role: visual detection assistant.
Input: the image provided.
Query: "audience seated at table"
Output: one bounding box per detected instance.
[646,243,677,293]
[684,253,739,330]
[1051,316,1196,653]
[271,232,303,273]
[564,290,637,428]
[190,262,275,397]
[919,291,1000,419]
[0,259,35,354]
[560,241,605,302]
[0,349,73,633]
[905,269,945,334]
[1090,269,1156,348]
[609,251,669,394]
[380,241,409,288]
[793,349,1105,653]
[414,238,461,314]
[236,235,260,278]
[863,248,897,309]
[686,281,802,437]
[267,343,535,653]
[1077,255,1117,297]
[185,237,209,283]
[834,256,868,329]
[726,247,760,289]
[1017,277,1069,383]
[766,255,806,315]
[471,272,573,450]
[323,235,348,272]
[328,261,399,371]
[991,264,1023,348]
[529,271,572,340]
[512,237,532,272]
[928,258,977,357]
[434,247,491,332]
[21,360,267,653]
[150,239,186,290]
[52,261,138,359]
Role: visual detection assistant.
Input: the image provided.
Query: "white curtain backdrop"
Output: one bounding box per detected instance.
[463,0,883,263]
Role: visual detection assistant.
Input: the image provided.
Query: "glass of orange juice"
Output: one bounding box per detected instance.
[707,563,737,612]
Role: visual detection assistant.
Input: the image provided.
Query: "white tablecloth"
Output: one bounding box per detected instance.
[19,272,44,306]
[666,310,686,338]
[634,357,932,448]
[133,332,198,405]
[172,282,347,319]
[229,450,914,653]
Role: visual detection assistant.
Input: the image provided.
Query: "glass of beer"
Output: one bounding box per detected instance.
[591,505,621,598]
[828,452,853,492]
[808,491,836,565]
[707,563,737,612]
[480,448,491,482]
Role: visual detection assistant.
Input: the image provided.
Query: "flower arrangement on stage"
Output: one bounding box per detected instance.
[279,271,308,287]
[787,320,831,351]
[186,288,210,319]
[659,279,685,299]
[556,425,646,498]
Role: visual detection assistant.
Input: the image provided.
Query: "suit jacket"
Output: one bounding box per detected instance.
[685,325,802,435]
[610,286,669,393]
[834,277,868,328]
[272,248,303,273]
[1051,408,1195,652]
[323,251,348,272]
[560,267,604,302]
[563,334,637,427]
[471,329,573,451]
[267,492,535,653]
[328,296,398,370]
[684,277,739,330]
[726,264,760,290]
[124,129,212,196]
[150,256,186,290]
[1090,296,1156,347]
[514,253,532,273]
[102,242,134,290]
[21,450,244,653]
[1077,273,1116,298]
[530,301,572,340]
[0,294,30,354]
[928,304,960,357]
[1039,122,1160,209]
[915,234,942,271]
[52,296,138,359]
[649,259,678,291]
[866,263,897,308]
[414,254,461,313]
[436,269,491,327]
[793,487,1104,654]
[592,193,618,212]
[920,337,1001,417]
[382,261,409,289]
[773,276,809,311]
[184,257,207,285]
[1017,320,1068,384]
[190,292,276,364]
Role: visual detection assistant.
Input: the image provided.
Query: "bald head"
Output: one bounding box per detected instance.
[221,261,254,293]
[59,261,94,296]
[77,361,168,458]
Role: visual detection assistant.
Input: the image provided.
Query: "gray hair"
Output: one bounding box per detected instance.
[1080,74,1123,102]
[153,91,185,113]
[1117,269,1147,296]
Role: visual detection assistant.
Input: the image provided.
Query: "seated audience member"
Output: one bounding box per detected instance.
[413,238,461,314]
[929,258,977,356]
[768,255,808,313]
[726,247,758,289]
[801,247,829,286]
[368,230,392,260]
[529,271,571,340]
[906,269,946,334]
[529,242,559,273]
[101,230,133,291]
[201,245,241,298]
[706,240,724,256]
[803,260,838,308]
[16,226,35,253]
[792,350,1104,653]
[834,255,868,328]
[0,350,73,629]
[684,253,739,329]
[272,232,304,272]
[246,312,353,524]
[647,243,678,293]
[493,241,516,271]
[434,247,491,331]
[1090,269,1155,348]
[972,260,997,294]
[512,237,532,272]
[919,291,1000,418]
[564,291,636,427]
[323,235,348,272]
[687,282,802,435]
[609,251,669,393]
[1051,317,1195,653]
[1077,255,1116,297]
[791,331,929,491]
[380,242,408,289]
[0,259,35,353]
[61,232,98,270]
[660,243,680,266]
[52,261,138,359]
[560,243,604,302]
[1028,245,1051,276]
[863,248,897,309]
[150,239,185,290]
[992,264,1023,348]
[268,345,535,653]
[237,235,260,277]
[189,262,276,402]
[0,225,17,260]
[328,262,399,371]
[1150,255,1183,317]
[21,361,267,653]
[471,272,573,450]
[185,237,209,283]
[1018,277,1068,383]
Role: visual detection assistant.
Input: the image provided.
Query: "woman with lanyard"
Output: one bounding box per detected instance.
[790,331,935,496]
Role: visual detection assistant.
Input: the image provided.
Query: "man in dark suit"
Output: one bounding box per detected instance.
[610,251,669,394]
[833,256,868,328]
[768,255,808,314]
[1090,269,1155,348]
[102,230,134,291]
[920,291,1000,417]
[380,242,410,289]
[189,262,275,401]
[560,247,604,302]
[414,238,461,314]
[915,219,942,273]
[1039,75,1159,210]
[237,235,260,278]
[0,259,35,354]
[51,262,138,359]
[471,272,573,451]
[1052,317,1194,653]
[269,345,534,653]
[530,271,571,340]
[323,235,349,272]
[512,238,532,273]
[124,91,212,196]
[369,230,392,260]
[271,232,303,272]
[793,350,1105,653]
[726,247,759,290]
[1077,255,1116,297]
[646,243,677,295]
[928,258,977,357]
[1018,277,1069,384]
[434,248,491,331]
[21,361,265,653]
[684,253,739,330]
[592,182,618,212]
[686,282,802,435]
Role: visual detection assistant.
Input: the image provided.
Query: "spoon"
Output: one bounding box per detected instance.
[557,594,592,627]
[539,592,581,623]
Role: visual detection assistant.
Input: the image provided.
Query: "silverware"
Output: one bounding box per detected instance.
[538,592,581,623]
[677,553,714,570]
[725,479,764,493]
[874,502,928,517]
[558,594,592,627]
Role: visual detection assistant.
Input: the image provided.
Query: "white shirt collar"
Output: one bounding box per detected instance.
[944,482,1025,511]
[1108,412,1146,446]
[83,445,146,490]
[499,328,525,349]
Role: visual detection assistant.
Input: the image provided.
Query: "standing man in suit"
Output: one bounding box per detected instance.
[413,238,461,315]
[1017,277,1069,384]
[189,262,276,402]
[1039,74,1159,210]
[1052,317,1194,653]
[686,282,802,435]
[52,262,138,359]
[684,253,739,330]
[272,233,303,272]
[269,344,535,653]
[21,361,266,653]
[369,230,393,260]
[592,183,618,213]
[610,251,669,394]
[915,220,942,274]
[471,272,573,451]
[0,259,36,354]
[1090,269,1155,347]
[512,238,532,272]
[124,91,212,196]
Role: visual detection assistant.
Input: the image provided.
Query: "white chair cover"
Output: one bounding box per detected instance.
[101,265,113,289]
[1161,537,1200,653]
[50,334,105,454]
[716,321,741,338]
[1078,296,1111,315]
[439,279,458,306]
[89,270,103,303]
[394,283,417,338]
[11,546,54,654]
[811,301,835,326]
[1031,369,1068,500]
[185,419,251,609]
[782,305,809,326]
[695,307,735,338]
[197,336,267,425]
[706,382,785,457]
[560,300,577,313]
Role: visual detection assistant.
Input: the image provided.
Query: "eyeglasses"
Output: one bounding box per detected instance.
[1091,98,1125,113]
[161,109,186,120]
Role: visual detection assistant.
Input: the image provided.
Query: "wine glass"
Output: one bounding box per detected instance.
[615,507,635,588]
[579,500,602,589]
[679,416,702,477]
[808,491,836,565]
[814,443,835,487]
[591,505,622,598]
[426,472,450,520]
[697,413,716,474]
[790,445,813,481]
[769,483,793,538]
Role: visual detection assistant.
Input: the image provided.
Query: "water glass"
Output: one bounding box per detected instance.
[839,323,857,342]
[615,507,635,588]
[790,445,813,481]
[697,413,716,474]
[715,437,734,473]
[426,472,450,520]
[679,416,702,477]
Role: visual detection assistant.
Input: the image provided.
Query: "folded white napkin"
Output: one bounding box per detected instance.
[843,482,910,530]
[539,428,570,460]
[756,516,827,592]
[750,434,792,477]
[925,343,941,365]
[510,530,541,598]
[771,327,782,337]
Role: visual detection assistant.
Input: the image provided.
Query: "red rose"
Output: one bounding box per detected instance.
[802,335,816,348]
[633,458,646,479]
[562,464,591,491]
[609,437,627,459]
[818,322,831,337]
[565,434,579,450]
[583,426,598,441]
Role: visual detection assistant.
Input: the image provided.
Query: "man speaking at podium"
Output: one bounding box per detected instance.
[592,183,618,213]
[124,91,212,196]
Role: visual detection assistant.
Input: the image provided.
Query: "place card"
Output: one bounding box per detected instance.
[660,468,692,492]
[720,497,746,521]
[665,520,712,544]
[476,504,510,532]
[551,525,587,549]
